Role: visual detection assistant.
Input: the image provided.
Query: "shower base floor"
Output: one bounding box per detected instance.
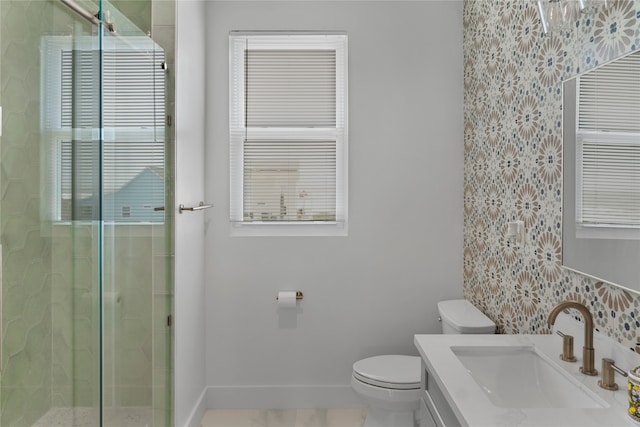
[33,406,152,427]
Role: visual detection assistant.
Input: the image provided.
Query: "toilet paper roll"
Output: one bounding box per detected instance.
[277,291,298,308]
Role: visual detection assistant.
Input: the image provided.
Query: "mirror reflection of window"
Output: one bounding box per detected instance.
[562,48,640,293]
[576,49,640,231]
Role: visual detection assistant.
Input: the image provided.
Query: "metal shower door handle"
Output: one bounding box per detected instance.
[178,202,213,214]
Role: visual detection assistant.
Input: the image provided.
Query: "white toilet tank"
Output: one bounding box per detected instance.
[437,299,495,334]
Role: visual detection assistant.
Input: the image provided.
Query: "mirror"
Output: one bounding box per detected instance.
[562,48,640,293]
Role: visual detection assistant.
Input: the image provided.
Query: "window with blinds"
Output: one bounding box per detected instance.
[576,49,640,228]
[42,36,165,223]
[229,33,348,234]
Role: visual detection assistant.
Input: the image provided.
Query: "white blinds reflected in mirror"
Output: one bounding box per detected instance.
[562,48,640,292]
[578,51,640,132]
[579,140,640,226]
[576,50,640,228]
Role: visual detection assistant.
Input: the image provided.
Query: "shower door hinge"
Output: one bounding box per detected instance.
[167,314,173,327]
[166,115,172,127]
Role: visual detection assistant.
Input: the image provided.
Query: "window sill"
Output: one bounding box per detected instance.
[230,221,348,237]
[576,223,640,240]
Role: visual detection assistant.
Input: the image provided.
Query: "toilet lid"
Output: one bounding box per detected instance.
[352,355,421,390]
[438,299,495,333]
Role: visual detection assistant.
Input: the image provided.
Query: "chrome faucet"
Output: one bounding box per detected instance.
[547,301,598,376]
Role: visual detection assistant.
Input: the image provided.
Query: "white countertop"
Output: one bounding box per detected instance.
[414,333,640,427]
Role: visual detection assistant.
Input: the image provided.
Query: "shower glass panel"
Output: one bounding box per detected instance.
[100,2,171,425]
[0,0,173,426]
[1,1,102,425]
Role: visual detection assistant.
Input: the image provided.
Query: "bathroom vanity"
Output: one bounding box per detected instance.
[415,319,640,426]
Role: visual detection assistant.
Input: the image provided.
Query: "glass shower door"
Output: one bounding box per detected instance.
[0,0,173,425]
[100,2,172,426]
[1,0,102,425]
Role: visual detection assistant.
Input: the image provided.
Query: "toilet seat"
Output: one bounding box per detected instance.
[352,355,421,390]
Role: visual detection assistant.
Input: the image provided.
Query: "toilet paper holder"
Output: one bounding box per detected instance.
[276,291,304,301]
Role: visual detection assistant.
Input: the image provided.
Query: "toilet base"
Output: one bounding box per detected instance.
[362,407,415,427]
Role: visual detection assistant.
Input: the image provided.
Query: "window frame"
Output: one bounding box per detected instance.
[228,32,348,237]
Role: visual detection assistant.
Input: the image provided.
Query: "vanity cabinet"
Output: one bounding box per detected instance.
[420,361,460,427]
[415,333,638,427]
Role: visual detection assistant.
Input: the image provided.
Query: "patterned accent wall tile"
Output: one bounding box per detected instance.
[464,0,640,348]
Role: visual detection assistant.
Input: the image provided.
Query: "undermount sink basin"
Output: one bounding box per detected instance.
[451,346,608,409]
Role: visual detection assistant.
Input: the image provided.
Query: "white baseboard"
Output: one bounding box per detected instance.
[184,388,207,427]
[205,385,365,410]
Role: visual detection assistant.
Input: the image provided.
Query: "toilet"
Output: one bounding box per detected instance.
[351,299,495,427]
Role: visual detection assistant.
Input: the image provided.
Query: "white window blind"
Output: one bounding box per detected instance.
[100,49,166,222]
[578,138,640,226]
[229,33,347,230]
[243,139,336,221]
[246,49,337,127]
[45,37,166,222]
[59,49,100,220]
[578,50,640,133]
[577,50,640,227]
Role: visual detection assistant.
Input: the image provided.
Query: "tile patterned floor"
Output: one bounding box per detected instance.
[200,408,367,427]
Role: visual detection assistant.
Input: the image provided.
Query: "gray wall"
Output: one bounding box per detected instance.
[204,1,464,407]
[175,0,207,425]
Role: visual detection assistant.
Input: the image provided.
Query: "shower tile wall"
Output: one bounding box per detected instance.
[53,227,166,410]
[463,0,640,348]
[51,225,101,409]
[110,0,152,35]
[103,229,154,407]
[0,1,54,425]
